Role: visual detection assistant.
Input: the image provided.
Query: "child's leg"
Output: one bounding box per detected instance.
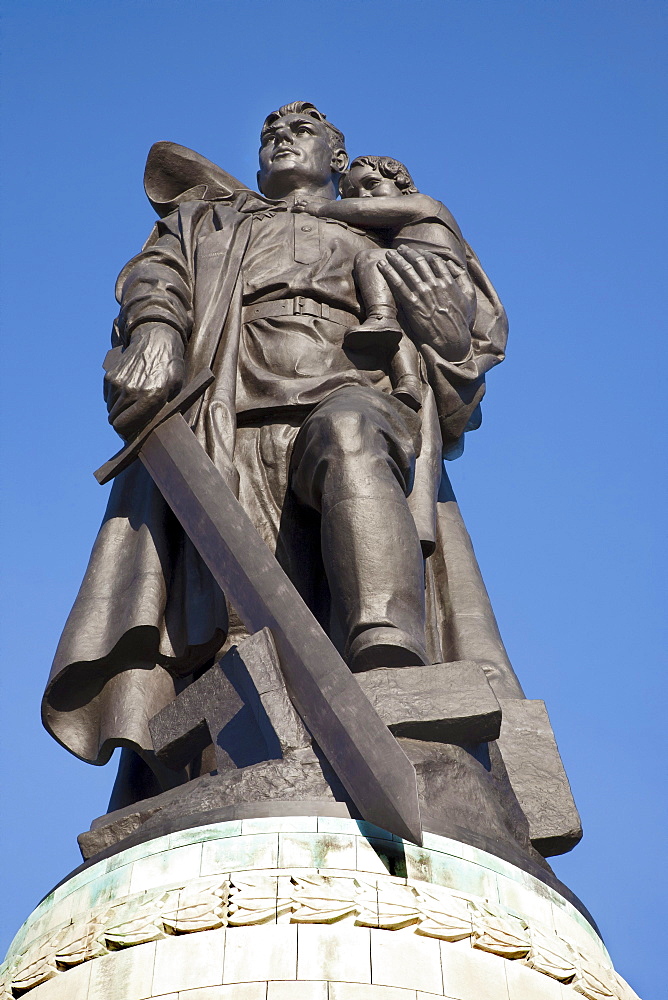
[344,248,403,350]
[390,337,422,411]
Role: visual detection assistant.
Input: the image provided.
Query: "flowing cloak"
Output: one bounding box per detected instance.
[42,143,524,770]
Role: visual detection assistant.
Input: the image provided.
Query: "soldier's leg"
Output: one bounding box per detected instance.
[290,385,428,671]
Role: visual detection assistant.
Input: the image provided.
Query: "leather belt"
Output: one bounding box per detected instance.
[242,297,358,327]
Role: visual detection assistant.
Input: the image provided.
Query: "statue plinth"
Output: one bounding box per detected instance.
[2,817,638,1000]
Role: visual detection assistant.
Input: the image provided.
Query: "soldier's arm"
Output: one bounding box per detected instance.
[104,219,193,440]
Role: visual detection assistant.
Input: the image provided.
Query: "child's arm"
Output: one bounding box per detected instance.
[297,193,440,230]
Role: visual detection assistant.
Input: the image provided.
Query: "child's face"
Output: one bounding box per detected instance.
[346,163,402,198]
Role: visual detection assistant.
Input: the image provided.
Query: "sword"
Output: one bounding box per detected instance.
[96,365,422,845]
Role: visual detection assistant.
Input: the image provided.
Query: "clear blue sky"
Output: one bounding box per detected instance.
[0,2,665,996]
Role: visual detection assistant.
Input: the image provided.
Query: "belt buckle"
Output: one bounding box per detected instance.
[294,296,305,315]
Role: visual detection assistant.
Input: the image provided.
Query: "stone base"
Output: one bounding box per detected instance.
[2,818,639,1000]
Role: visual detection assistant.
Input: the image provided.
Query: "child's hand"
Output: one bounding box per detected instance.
[291,196,332,216]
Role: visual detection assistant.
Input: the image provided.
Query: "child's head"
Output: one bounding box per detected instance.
[341,155,418,199]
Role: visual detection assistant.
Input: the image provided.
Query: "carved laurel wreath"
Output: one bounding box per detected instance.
[3,874,633,1000]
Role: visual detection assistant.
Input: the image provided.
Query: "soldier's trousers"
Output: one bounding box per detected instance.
[235,385,427,661]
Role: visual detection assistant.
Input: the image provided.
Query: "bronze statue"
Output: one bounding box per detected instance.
[43,102,579,866]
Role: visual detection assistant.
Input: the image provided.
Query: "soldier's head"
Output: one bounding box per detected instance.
[258,101,348,199]
[341,156,419,199]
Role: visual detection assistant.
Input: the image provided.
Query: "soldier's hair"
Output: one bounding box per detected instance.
[261,101,346,155]
[341,155,419,197]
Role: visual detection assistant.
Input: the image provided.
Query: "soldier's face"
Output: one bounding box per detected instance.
[258,114,337,197]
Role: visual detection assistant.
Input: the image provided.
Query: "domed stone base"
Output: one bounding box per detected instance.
[2,818,639,1000]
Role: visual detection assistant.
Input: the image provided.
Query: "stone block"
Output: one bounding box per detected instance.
[440,942,509,1000]
[16,890,77,949]
[297,924,372,983]
[357,661,501,743]
[152,928,225,994]
[88,941,156,1000]
[354,821,400,842]
[420,832,478,867]
[105,833,172,871]
[434,852,497,902]
[243,816,318,835]
[497,699,582,857]
[505,959,563,1000]
[370,927,443,993]
[170,821,242,847]
[356,838,404,878]
[23,961,91,1000]
[201,833,279,876]
[77,864,134,915]
[180,987,267,1000]
[268,981,328,999]
[551,903,606,964]
[52,859,105,902]
[280,832,357,871]
[129,843,203,893]
[496,876,555,929]
[330,985,417,1000]
[405,847,498,901]
[317,817,359,836]
[223,924,297,983]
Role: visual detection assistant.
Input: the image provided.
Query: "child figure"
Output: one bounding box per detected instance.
[299,155,476,411]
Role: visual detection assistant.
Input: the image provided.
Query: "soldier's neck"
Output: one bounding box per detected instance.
[281,179,338,205]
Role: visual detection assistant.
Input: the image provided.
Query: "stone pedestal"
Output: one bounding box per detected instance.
[2,818,639,1000]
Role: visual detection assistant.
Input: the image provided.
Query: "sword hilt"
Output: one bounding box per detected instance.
[94,367,215,485]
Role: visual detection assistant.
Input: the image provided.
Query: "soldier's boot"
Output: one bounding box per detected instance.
[320,496,429,672]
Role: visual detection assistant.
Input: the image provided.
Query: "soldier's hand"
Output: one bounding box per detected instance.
[104,324,185,440]
[378,246,474,362]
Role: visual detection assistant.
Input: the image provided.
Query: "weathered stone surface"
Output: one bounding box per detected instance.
[222,924,297,983]
[152,928,225,994]
[78,735,536,872]
[370,927,442,993]
[440,945,510,1000]
[357,661,501,743]
[78,757,341,860]
[405,738,534,860]
[497,699,582,857]
[297,924,372,983]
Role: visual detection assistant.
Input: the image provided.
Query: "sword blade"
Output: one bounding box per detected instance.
[140,411,422,844]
